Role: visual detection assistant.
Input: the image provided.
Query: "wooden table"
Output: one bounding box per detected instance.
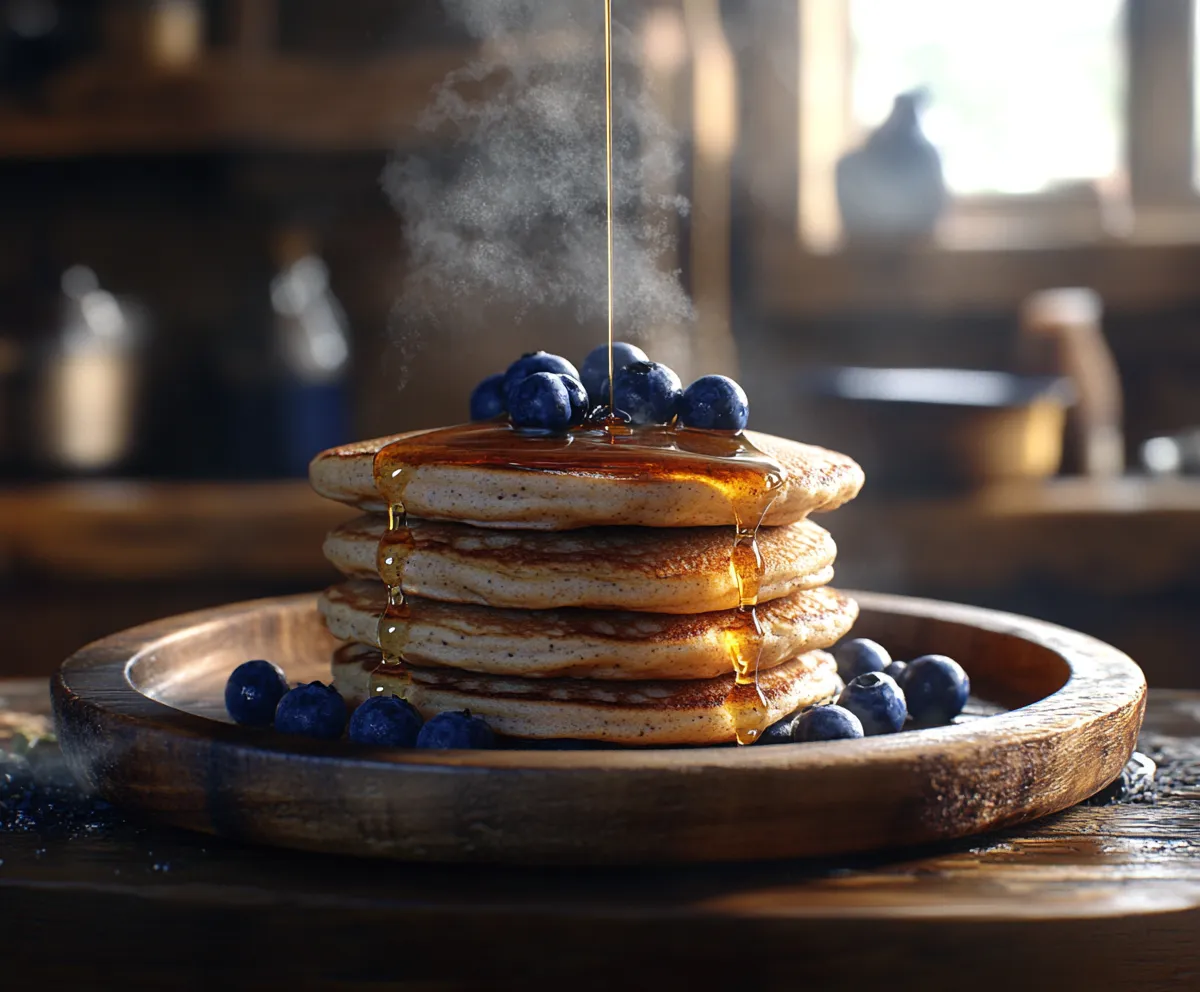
[2,678,1199,991]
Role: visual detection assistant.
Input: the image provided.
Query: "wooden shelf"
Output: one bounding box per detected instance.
[754,224,1200,318]
[0,479,353,582]
[0,50,478,159]
[831,476,1200,597]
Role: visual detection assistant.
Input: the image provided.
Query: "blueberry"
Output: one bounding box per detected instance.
[502,351,580,410]
[557,374,590,426]
[224,660,288,727]
[758,712,800,745]
[794,705,865,742]
[348,695,423,747]
[274,682,348,740]
[837,672,907,736]
[606,361,683,425]
[416,710,496,749]
[904,655,970,726]
[580,342,649,406]
[510,372,574,433]
[678,375,750,432]
[469,373,506,420]
[834,638,891,683]
[883,660,909,686]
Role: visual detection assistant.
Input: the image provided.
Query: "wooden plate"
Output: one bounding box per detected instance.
[51,592,1145,864]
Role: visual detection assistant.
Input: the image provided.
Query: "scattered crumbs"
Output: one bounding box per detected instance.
[1084,752,1158,807]
[1,741,121,837]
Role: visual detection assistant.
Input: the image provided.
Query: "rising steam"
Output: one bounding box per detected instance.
[383,0,692,381]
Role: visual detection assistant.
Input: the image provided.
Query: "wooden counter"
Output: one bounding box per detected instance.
[0,481,352,677]
[0,677,1193,990]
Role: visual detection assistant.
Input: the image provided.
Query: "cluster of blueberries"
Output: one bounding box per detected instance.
[762,639,971,744]
[471,342,751,434]
[224,642,969,750]
[223,661,495,749]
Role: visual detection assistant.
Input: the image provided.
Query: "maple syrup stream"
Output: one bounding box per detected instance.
[367,2,786,743]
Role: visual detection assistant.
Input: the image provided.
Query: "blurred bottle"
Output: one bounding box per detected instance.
[33,266,148,475]
[102,0,205,70]
[836,89,947,245]
[269,229,352,478]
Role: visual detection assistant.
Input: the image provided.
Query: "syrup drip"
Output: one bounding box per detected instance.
[603,0,616,410]
[377,526,416,597]
[360,2,786,743]
[368,500,414,701]
[725,518,776,746]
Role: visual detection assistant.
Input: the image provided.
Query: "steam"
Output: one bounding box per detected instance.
[384,1,692,382]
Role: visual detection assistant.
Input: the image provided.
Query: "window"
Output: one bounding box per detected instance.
[850,0,1125,196]
[797,0,1199,251]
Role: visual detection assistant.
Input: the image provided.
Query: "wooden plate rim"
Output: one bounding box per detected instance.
[52,590,1144,772]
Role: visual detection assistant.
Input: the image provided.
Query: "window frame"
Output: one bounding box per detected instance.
[728,0,1200,316]
[791,0,1198,251]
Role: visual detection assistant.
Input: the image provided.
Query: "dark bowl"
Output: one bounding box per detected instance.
[792,367,1075,495]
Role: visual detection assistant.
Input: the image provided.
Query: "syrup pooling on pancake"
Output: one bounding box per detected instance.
[370,420,786,744]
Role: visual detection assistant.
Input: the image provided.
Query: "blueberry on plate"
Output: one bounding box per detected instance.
[677,375,750,432]
[837,672,907,736]
[883,660,909,686]
[904,654,970,726]
[224,659,289,727]
[510,372,574,433]
[502,351,580,410]
[416,710,496,749]
[834,638,891,683]
[348,695,423,747]
[758,712,800,745]
[607,361,683,425]
[469,373,506,421]
[557,373,590,426]
[580,341,649,406]
[794,704,865,742]
[274,682,348,740]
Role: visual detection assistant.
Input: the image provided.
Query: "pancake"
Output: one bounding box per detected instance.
[323,515,837,614]
[332,642,840,745]
[309,427,863,529]
[319,579,858,680]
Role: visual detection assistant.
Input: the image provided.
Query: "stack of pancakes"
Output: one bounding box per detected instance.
[309,427,864,746]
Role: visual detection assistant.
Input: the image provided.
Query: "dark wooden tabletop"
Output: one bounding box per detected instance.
[3,677,1199,991]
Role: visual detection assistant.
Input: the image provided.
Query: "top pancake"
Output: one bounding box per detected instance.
[309,426,864,530]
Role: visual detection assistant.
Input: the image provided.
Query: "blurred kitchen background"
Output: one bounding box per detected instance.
[1,0,1197,686]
